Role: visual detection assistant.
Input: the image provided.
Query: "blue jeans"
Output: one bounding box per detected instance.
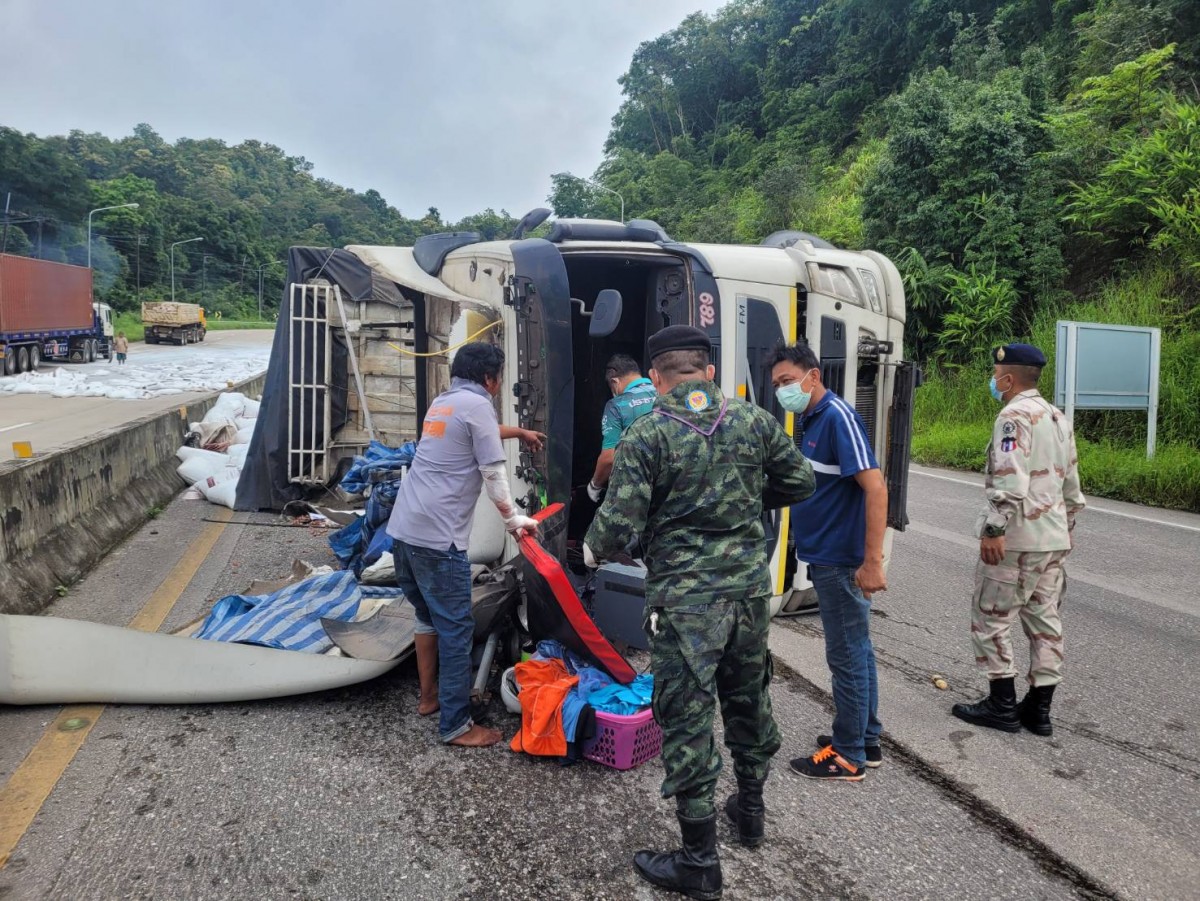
[392,539,473,742]
[810,565,882,767]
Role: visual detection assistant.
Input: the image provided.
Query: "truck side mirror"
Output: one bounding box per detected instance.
[589,289,623,338]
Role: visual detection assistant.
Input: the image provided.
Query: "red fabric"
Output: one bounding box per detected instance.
[518,504,637,684]
[509,657,579,757]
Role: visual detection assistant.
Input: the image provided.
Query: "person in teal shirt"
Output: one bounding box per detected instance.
[587,354,657,502]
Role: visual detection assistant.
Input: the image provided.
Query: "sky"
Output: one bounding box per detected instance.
[0,0,726,221]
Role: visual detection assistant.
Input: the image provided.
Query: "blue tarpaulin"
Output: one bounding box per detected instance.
[196,570,363,653]
[329,441,415,576]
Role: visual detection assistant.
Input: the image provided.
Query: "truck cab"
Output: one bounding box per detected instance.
[334,218,916,616]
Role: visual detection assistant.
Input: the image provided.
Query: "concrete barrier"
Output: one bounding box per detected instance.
[0,374,267,615]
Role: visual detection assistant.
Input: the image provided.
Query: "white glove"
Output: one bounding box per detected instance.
[587,481,604,503]
[504,514,539,538]
[583,543,599,569]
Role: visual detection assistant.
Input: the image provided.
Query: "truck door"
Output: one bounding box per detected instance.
[714,279,794,599]
[508,239,573,558]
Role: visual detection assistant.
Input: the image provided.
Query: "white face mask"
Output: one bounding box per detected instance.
[775,372,814,413]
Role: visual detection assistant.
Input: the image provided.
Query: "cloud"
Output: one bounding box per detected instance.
[0,0,724,220]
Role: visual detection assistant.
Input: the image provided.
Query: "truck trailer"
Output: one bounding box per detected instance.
[142,301,207,345]
[0,253,114,376]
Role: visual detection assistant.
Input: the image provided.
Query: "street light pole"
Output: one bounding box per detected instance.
[576,177,624,223]
[255,260,283,319]
[87,203,139,269]
[169,237,203,302]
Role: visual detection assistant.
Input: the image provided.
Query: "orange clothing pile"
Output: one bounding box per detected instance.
[509,657,579,757]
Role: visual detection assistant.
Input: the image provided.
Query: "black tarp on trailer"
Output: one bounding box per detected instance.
[234,247,371,511]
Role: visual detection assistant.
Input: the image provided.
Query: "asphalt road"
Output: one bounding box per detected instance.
[1,464,1197,900]
[0,330,272,460]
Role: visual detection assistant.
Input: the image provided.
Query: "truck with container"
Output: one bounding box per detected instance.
[0,253,115,376]
[142,301,207,345]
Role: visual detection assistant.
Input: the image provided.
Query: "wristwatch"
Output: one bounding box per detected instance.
[983,523,1006,538]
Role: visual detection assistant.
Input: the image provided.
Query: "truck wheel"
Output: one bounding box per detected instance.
[29,345,40,371]
[86,340,96,363]
[4,349,17,376]
[17,346,30,373]
[105,342,113,361]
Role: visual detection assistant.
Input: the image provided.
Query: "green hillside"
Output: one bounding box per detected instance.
[0,125,517,320]
[551,0,1199,509]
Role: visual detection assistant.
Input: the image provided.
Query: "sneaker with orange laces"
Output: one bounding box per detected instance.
[789,744,865,782]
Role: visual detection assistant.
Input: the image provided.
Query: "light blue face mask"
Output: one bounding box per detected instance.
[776,376,813,414]
[989,376,1006,402]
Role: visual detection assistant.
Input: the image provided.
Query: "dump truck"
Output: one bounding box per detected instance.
[142,301,207,345]
[0,253,115,375]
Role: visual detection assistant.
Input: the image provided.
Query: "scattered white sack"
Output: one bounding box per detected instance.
[182,487,204,500]
[176,446,227,465]
[233,424,256,445]
[241,398,261,418]
[177,453,228,485]
[193,466,241,501]
[226,444,250,467]
[360,551,397,585]
[205,480,238,509]
[203,392,247,424]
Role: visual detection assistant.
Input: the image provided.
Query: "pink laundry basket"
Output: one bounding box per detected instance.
[583,707,663,770]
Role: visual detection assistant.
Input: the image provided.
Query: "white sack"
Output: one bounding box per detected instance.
[193,466,241,500]
[177,454,228,485]
[360,551,397,585]
[205,481,239,509]
[202,392,247,424]
[225,444,250,467]
[176,446,227,465]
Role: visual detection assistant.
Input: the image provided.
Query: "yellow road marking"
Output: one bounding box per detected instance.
[128,509,232,632]
[0,506,232,869]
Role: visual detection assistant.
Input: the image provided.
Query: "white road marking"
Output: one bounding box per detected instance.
[910,467,1200,534]
[0,422,32,434]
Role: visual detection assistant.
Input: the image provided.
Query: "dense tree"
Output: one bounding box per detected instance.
[559,0,1198,367]
[0,125,503,317]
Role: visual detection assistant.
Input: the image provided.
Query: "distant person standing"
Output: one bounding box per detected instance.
[114,332,129,365]
[952,343,1085,736]
[768,341,889,782]
[587,354,656,502]
[586,326,814,900]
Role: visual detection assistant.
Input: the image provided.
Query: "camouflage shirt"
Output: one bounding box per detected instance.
[982,389,1086,552]
[585,380,815,607]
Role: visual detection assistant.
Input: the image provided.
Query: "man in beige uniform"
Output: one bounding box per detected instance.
[952,343,1086,737]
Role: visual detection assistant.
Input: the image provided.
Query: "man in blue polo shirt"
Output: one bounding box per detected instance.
[587,353,657,502]
[769,341,889,782]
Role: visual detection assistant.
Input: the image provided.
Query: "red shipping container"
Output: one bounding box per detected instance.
[0,254,94,335]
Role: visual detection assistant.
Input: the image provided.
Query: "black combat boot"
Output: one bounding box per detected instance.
[951,676,1020,733]
[724,776,766,848]
[1017,684,1056,736]
[633,813,723,900]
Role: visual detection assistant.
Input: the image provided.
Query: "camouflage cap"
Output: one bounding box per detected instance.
[993,343,1046,367]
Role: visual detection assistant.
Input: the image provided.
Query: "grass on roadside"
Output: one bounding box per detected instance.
[912,418,1200,511]
[206,319,276,331]
[912,264,1200,512]
[111,311,274,343]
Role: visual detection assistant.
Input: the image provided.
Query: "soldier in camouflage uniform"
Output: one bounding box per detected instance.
[952,343,1086,737]
[585,326,814,900]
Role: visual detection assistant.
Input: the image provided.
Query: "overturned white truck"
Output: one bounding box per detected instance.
[238,215,917,619]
